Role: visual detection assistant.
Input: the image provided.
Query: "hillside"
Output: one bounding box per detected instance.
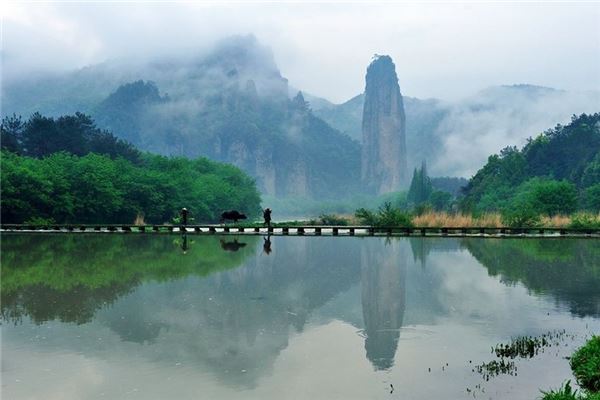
[460,113,600,213]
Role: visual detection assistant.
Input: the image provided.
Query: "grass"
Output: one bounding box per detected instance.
[541,381,583,400]
[541,336,600,400]
[412,212,503,228]
[571,336,600,393]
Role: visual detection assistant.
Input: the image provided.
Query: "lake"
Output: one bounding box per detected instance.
[1,234,599,399]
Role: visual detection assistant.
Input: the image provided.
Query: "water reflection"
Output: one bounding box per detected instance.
[220,238,248,252]
[1,234,258,325]
[361,239,406,370]
[462,239,600,317]
[180,233,189,253]
[1,234,599,399]
[263,234,272,255]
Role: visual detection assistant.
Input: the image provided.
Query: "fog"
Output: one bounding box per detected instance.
[430,87,600,177]
[3,2,600,102]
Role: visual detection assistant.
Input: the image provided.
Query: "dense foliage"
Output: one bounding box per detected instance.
[1,113,140,162]
[571,336,600,393]
[461,113,600,215]
[1,150,261,224]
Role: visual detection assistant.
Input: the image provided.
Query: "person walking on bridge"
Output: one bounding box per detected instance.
[263,208,272,228]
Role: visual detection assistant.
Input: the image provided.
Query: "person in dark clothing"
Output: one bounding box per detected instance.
[263,208,272,228]
[181,208,188,225]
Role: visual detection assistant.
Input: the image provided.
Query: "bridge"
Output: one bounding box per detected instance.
[1,224,598,238]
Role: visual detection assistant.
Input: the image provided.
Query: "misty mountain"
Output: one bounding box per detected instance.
[3,35,360,198]
[4,35,598,193]
[314,84,600,177]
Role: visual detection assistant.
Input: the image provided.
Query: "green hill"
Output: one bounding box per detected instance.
[460,113,600,214]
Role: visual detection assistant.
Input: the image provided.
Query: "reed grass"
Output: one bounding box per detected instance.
[540,215,572,228]
[411,212,503,228]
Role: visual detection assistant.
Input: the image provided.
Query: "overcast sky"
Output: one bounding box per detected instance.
[2,1,600,103]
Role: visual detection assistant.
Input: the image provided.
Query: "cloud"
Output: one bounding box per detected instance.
[429,88,600,177]
[2,2,600,102]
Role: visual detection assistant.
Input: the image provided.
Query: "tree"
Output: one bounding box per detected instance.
[1,114,25,153]
[511,178,578,216]
[429,190,452,211]
[407,161,433,205]
[582,184,600,212]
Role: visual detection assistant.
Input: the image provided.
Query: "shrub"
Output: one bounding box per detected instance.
[377,202,413,227]
[355,208,377,225]
[501,205,541,228]
[569,213,600,229]
[318,214,349,226]
[354,203,413,227]
[570,336,600,393]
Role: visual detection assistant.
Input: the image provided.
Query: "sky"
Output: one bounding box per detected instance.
[2,1,600,103]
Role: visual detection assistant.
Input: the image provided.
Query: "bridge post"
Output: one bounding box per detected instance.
[333,228,339,236]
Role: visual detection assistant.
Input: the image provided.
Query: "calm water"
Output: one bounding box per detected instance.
[1,234,599,399]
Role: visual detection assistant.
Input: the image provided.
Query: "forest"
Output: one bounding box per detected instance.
[460,113,599,220]
[1,113,262,224]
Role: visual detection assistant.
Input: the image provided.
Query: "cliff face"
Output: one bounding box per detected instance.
[361,55,407,194]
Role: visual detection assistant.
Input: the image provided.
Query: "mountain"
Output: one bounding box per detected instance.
[361,55,407,193]
[2,36,360,198]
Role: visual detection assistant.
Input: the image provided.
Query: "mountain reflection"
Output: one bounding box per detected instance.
[2,234,599,390]
[361,239,407,370]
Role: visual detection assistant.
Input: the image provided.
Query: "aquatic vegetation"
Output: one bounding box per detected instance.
[475,330,573,381]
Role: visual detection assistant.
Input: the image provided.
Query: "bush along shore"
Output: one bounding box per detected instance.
[541,336,600,400]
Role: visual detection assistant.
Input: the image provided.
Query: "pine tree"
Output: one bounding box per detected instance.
[407,161,432,205]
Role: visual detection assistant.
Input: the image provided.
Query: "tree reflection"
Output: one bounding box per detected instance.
[1,234,257,325]
[463,239,600,317]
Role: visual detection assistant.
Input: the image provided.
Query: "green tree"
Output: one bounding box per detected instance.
[407,161,433,205]
[429,190,452,211]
